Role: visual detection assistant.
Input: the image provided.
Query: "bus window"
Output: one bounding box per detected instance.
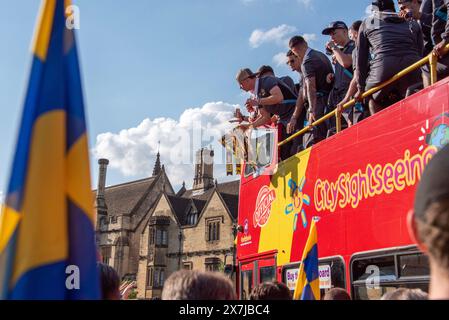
[282,257,346,297]
[244,129,276,177]
[241,270,253,300]
[398,253,429,278]
[351,250,430,300]
[319,258,346,298]
[259,266,276,284]
[352,255,396,283]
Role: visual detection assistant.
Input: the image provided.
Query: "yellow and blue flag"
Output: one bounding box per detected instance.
[293,218,320,300]
[0,0,100,299]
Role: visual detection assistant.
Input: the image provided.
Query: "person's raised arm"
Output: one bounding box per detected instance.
[328,42,353,68]
[259,85,284,106]
[434,1,449,57]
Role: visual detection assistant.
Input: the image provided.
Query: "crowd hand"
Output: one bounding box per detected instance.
[336,98,348,114]
[237,123,252,131]
[433,40,448,59]
[326,40,336,51]
[234,110,244,123]
[286,117,297,134]
[308,113,316,126]
[271,115,279,125]
[245,98,258,110]
[354,89,364,102]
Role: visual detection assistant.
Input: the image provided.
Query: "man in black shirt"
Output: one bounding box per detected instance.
[356,0,423,114]
[288,35,334,148]
[398,0,433,55]
[322,21,356,132]
[236,68,298,160]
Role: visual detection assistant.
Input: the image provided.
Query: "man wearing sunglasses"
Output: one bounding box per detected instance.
[288,35,334,148]
[236,68,299,160]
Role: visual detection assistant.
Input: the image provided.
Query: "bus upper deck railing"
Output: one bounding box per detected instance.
[278,45,449,147]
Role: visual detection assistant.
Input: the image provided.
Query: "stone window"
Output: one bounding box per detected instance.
[186,207,198,225]
[101,246,111,266]
[149,227,168,247]
[149,227,155,245]
[146,267,153,287]
[206,219,221,242]
[156,229,168,247]
[183,262,193,270]
[205,257,222,272]
[153,268,166,288]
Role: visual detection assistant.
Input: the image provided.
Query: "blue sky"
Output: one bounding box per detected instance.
[0,0,371,198]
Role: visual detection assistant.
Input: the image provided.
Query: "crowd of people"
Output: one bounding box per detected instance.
[235,0,449,160]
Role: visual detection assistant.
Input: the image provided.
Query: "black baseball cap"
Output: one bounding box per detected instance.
[322,21,348,35]
[414,144,449,222]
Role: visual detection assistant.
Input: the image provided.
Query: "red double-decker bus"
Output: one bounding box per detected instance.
[231,73,449,300]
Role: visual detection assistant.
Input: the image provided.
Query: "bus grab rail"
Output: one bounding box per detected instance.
[278,45,449,147]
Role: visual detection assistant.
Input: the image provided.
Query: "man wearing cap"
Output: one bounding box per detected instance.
[288,35,334,148]
[355,0,423,114]
[322,21,356,133]
[236,68,299,160]
[408,144,449,299]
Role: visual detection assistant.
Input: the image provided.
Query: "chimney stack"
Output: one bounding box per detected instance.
[192,147,214,190]
[96,159,109,227]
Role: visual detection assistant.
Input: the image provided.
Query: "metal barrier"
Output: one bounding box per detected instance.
[278,45,449,147]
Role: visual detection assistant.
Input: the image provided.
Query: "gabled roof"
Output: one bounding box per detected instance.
[218,192,239,219]
[166,195,192,225]
[100,177,156,216]
[216,180,240,196]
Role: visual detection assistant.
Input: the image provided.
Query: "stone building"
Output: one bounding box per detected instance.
[94,148,239,299]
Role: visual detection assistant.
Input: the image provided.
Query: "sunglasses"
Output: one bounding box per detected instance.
[287,59,295,65]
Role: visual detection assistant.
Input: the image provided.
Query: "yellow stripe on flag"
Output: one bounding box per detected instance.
[32,0,57,61]
[11,111,68,286]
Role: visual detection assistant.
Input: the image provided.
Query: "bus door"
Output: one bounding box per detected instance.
[239,251,277,300]
[240,262,255,300]
[257,256,277,284]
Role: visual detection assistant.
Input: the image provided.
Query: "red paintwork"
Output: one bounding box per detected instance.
[235,77,449,296]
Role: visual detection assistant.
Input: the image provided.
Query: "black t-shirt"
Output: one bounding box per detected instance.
[334,40,355,93]
[301,49,334,94]
[257,76,297,122]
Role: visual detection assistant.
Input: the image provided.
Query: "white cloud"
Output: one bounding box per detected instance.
[298,0,313,9]
[273,52,288,66]
[302,33,317,43]
[92,102,241,187]
[249,24,297,48]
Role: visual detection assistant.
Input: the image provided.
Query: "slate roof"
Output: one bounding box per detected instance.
[101,177,156,216]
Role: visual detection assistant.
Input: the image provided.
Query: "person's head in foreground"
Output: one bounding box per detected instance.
[381,288,428,300]
[98,263,121,300]
[408,144,449,299]
[161,270,236,300]
[249,281,292,300]
[323,288,352,300]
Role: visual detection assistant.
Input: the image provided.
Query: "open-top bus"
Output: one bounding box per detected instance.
[230,54,449,300]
